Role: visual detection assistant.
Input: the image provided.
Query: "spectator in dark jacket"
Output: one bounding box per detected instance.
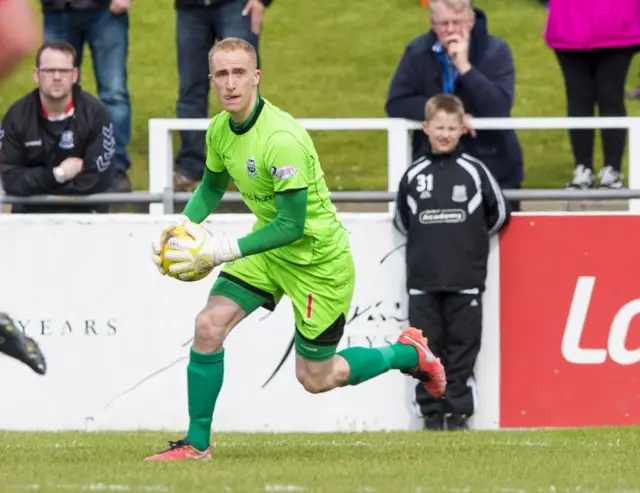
[385,0,523,206]
[41,0,133,193]
[0,41,115,213]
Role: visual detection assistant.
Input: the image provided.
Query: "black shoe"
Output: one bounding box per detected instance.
[0,313,46,375]
[446,413,469,431]
[423,413,444,430]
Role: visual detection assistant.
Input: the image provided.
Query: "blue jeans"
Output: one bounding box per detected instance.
[44,9,132,173]
[175,2,259,180]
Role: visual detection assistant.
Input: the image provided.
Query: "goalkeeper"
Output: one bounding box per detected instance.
[146,37,446,462]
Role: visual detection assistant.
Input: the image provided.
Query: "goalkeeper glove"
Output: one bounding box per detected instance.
[163,220,242,281]
[151,222,182,276]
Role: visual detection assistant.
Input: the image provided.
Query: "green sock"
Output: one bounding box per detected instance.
[338,343,418,386]
[186,348,225,451]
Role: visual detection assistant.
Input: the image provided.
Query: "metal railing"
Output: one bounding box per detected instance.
[2,116,640,214]
[147,115,640,214]
[2,188,640,213]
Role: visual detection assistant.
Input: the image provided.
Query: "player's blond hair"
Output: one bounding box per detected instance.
[430,0,473,13]
[424,94,465,121]
[208,37,258,70]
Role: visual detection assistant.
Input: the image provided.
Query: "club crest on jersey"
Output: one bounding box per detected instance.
[246,158,258,178]
[452,185,467,202]
[271,165,297,180]
[59,130,74,150]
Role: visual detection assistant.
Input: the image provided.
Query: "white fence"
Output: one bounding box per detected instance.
[148,116,640,214]
[2,213,637,431]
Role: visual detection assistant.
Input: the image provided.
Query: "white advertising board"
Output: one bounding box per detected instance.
[0,214,499,432]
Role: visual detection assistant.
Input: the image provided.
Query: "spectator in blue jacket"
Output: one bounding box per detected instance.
[385,0,523,206]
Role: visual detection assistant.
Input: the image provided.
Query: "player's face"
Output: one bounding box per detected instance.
[33,49,78,101]
[210,49,260,119]
[423,111,464,153]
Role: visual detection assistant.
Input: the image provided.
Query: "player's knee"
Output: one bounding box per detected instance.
[193,309,227,353]
[296,362,339,394]
[297,373,328,394]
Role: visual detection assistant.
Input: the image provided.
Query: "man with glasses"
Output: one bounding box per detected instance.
[0,40,116,213]
[40,0,133,194]
[385,0,523,210]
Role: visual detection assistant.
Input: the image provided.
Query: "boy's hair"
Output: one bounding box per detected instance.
[424,94,465,121]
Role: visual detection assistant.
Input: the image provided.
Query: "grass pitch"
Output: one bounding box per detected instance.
[0,427,638,493]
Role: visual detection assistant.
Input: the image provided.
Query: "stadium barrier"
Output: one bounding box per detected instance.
[0,212,637,432]
[147,116,640,213]
[2,117,640,212]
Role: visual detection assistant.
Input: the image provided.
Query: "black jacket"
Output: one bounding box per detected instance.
[393,148,510,293]
[40,0,111,11]
[385,8,524,189]
[175,0,272,9]
[0,85,116,213]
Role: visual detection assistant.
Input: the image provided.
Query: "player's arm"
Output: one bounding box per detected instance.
[237,189,306,256]
[181,122,230,223]
[234,131,308,257]
[183,168,231,223]
[0,0,38,79]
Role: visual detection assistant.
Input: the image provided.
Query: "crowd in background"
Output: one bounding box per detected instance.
[1,0,639,211]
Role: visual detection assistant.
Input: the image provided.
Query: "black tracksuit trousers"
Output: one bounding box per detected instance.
[409,291,483,417]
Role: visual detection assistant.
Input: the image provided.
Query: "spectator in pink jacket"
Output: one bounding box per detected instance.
[544,0,640,189]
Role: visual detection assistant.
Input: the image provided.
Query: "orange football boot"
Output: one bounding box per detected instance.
[397,327,446,398]
[144,439,211,462]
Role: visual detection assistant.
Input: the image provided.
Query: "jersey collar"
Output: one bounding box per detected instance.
[41,97,75,121]
[229,95,264,135]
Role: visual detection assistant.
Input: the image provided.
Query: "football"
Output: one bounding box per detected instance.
[160,224,212,282]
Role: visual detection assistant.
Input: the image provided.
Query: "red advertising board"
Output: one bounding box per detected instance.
[499,215,640,428]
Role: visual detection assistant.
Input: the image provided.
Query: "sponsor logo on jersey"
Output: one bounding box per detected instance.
[270,165,297,180]
[419,209,466,224]
[241,192,274,203]
[247,158,258,178]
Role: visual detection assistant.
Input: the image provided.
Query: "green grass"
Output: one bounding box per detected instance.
[1,0,639,191]
[0,428,638,492]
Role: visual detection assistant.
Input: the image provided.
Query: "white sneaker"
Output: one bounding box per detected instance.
[566,165,594,189]
[598,166,623,189]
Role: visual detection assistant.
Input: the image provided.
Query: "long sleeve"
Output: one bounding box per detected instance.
[237,188,307,257]
[385,44,429,122]
[465,154,510,233]
[393,175,410,235]
[183,168,230,223]
[57,105,116,195]
[456,41,515,117]
[0,112,58,196]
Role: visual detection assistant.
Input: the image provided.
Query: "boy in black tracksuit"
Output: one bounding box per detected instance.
[393,94,511,431]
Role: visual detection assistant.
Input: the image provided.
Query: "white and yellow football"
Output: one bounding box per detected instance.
[160,224,212,282]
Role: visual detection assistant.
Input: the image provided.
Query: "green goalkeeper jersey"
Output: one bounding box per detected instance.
[204,97,350,265]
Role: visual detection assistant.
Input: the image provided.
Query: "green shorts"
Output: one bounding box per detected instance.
[210,250,355,361]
